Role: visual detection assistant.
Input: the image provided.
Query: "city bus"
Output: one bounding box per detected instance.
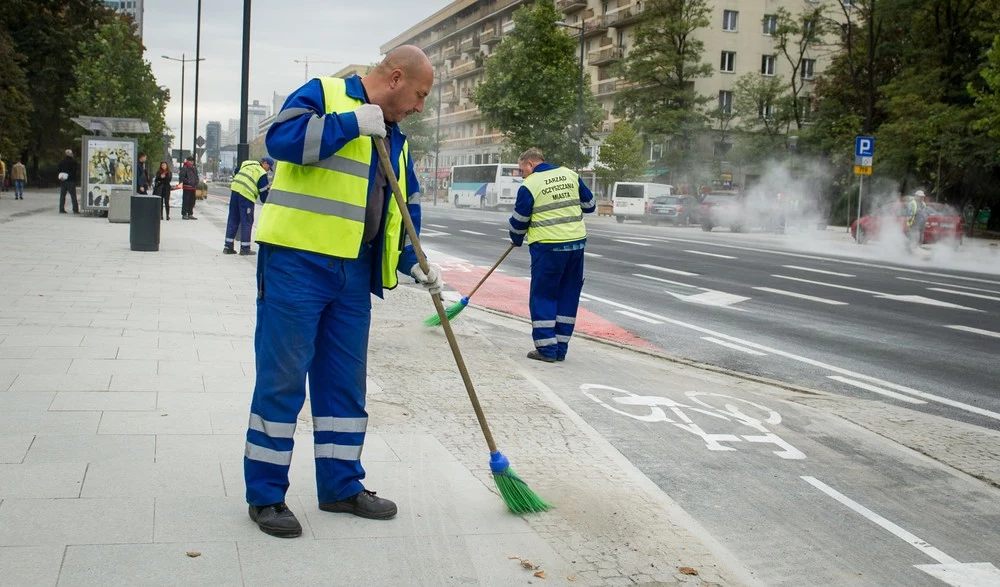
[449,163,522,209]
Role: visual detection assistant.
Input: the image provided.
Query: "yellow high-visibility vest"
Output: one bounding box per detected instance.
[255,77,407,289]
[230,160,266,203]
[524,167,586,244]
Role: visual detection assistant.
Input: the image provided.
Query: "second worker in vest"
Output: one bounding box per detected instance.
[508,148,596,363]
[223,156,274,256]
[243,46,439,538]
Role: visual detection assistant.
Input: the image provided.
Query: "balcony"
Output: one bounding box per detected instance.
[430,52,444,66]
[596,80,621,96]
[448,59,483,80]
[443,45,459,60]
[459,35,480,52]
[556,0,587,13]
[588,44,622,65]
[480,27,501,45]
[441,89,459,104]
[582,15,608,37]
[605,3,646,28]
[440,107,482,123]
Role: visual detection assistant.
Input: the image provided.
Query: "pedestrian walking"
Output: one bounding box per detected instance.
[57,149,80,214]
[243,45,438,538]
[223,157,273,256]
[153,161,173,220]
[11,160,27,200]
[0,156,6,194]
[136,152,150,194]
[177,155,199,219]
[507,148,595,363]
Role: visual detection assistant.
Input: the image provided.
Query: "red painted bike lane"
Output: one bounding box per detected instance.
[438,261,659,351]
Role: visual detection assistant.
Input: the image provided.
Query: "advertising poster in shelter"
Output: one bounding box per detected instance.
[83,137,137,211]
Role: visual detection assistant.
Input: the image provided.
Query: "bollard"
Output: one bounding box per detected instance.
[130,194,162,251]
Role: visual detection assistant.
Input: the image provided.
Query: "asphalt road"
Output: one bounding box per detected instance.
[414,203,1000,431]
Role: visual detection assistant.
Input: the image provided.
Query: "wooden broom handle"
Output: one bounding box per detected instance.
[374,139,498,453]
[467,244,515,299]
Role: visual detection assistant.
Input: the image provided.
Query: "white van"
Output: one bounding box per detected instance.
[611,182,673,223]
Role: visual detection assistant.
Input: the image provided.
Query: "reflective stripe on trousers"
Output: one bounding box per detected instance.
[528,246,585,360]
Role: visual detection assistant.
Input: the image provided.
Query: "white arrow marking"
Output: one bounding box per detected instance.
[459,229,486,236]
[754,287,848,306]
[782,265,856,277]
[802,476,1000,586]
[827,376,927,404]
[636,263,699,277]
[944,325,1000,339]
[684,249,737,259]
[928,288,1000,302]
[773,275,982,311]
[701,336,767,355]
[633,273,699,288]
[666,289,750,308]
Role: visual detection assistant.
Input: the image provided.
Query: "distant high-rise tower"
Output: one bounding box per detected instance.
[206,121,222,166]
[100,0,144,38]
[247,100,269,141]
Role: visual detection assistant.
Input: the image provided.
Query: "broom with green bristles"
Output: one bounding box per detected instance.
[375,140,550,514]
[424,243,515,327]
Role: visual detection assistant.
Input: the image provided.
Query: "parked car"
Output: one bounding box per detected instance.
[851,201,964,247]
[647,195,699,226]
[699,191,744,232]
[612,182,673,223]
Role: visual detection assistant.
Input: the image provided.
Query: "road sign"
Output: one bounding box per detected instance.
[854,165,872,175]
[856,156,873,166]
[855,136,875,158]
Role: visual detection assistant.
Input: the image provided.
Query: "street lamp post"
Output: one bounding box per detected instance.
[193,0,203,169]
[432,69,443,206]
[556,21,586,172]
[238,0,252,167]
[163,54,205,164]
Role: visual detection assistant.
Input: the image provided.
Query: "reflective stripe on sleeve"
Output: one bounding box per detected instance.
[274,107,314,124]
[302,116,325,164]
[512,211,531,222]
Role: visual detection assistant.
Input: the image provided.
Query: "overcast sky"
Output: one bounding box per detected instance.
[144,0,450,149]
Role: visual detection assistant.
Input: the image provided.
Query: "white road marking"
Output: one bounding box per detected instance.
[701,337,767,356]
[802,476,1000,585]
[614,239,653,247]
[772,275,981,311]
[577,292,1000,421]
[419,230,451,237]
[827,376,927,404]
[684,250,737,259]
[497,228,508,232]
[666,290,750,308]
[928,288,1000,302]
[636,263,699,277]
[782,265,856,278]
[584,252,603,258]
[897,276,1000,295]
[426,223,448,229]
[753,287,848,306]
[944,325,1000,339]
[616,310,663,324]
[633,274,699,288]
[460,230,486,236]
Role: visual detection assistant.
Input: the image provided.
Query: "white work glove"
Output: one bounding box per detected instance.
[410,264,442,295]
[354,104,387,138]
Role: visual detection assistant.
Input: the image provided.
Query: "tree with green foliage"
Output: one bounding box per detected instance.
[614,0,713,174]
[770,6,829,130]
[0,29,34,159]
[733,72,794,154]
[65,15,168,160]
[399,82,440,163]
[595,120,646,189]
[474,0,602,167]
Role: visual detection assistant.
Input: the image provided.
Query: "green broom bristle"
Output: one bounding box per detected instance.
[423,299,467,327]
[493,466,551,514]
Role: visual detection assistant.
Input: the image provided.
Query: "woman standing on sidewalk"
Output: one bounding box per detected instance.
[153,161,172,220]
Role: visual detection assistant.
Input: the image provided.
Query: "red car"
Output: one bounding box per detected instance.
[851,201,963,246]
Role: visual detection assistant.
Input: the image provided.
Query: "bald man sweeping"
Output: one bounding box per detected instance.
[243,45,441,537]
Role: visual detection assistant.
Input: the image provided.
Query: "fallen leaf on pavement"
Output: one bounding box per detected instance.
[567,575,577,582]
[186,552,201,558]
[679,566,698,575]
[508,555,520,560]
[520,560,534,569]
[533,571,546,579]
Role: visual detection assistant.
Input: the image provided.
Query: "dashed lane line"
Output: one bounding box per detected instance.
[684,250,737,259]
[701,337,767,356]
[782,265,856,278]
[943,325,1000,339]
[753,287,848,306]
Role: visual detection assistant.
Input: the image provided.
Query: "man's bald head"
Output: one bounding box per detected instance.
[363,45,434,123]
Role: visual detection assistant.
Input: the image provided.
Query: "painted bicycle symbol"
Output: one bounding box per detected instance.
[580,384,806,460]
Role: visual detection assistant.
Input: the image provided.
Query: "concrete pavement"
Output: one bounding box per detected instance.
[0,188,752,586]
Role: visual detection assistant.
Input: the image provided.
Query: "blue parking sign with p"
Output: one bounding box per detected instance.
[855,136,875,157]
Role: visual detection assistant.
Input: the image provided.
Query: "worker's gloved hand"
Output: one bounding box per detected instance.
[410,264,442,295]
[355,104,387,138]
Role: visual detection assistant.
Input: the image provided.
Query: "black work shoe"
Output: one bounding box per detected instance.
[223,247,236,255]
[526,350,556,363]
[189,215,198,220]
[556,356,565,362]
[239,249,256,256]
[248,502,302,538]
[319,490,397,520]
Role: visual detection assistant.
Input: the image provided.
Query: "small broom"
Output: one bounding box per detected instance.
[424,243,515,327]
[375,139,550,514]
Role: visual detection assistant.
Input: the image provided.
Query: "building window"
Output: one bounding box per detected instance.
[758,102,774,119]
[761,54,775,76]
[762,15,777,35]
[617,30,625,48]
[722,10,738,32]
[718,91,733,115]
[801,59,816,80]
[720,51,736,73]
[800,96,813,121]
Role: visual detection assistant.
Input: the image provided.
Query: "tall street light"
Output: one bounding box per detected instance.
[556,20,585,173]
[432,68,444,206]
[238,0,252,167]
[163,54,205,164]
[193,0,203,169]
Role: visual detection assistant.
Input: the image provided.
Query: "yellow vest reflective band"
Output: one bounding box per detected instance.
[230,161,266,203]
[255,77,408,289]
[524,167,586,245]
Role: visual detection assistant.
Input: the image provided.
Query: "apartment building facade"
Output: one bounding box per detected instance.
[381,0,836,189]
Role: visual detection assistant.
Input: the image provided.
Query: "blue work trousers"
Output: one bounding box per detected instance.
[244,244,373,506]
[225,194,255,251]
[528,246,585,360]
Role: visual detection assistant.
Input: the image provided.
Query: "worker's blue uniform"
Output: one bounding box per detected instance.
[225,161,270,253]
[244,75,421,507]
[508,163,595,360]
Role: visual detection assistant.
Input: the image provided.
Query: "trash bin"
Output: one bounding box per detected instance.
[108,187,133,223]
[130,194,161,252]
